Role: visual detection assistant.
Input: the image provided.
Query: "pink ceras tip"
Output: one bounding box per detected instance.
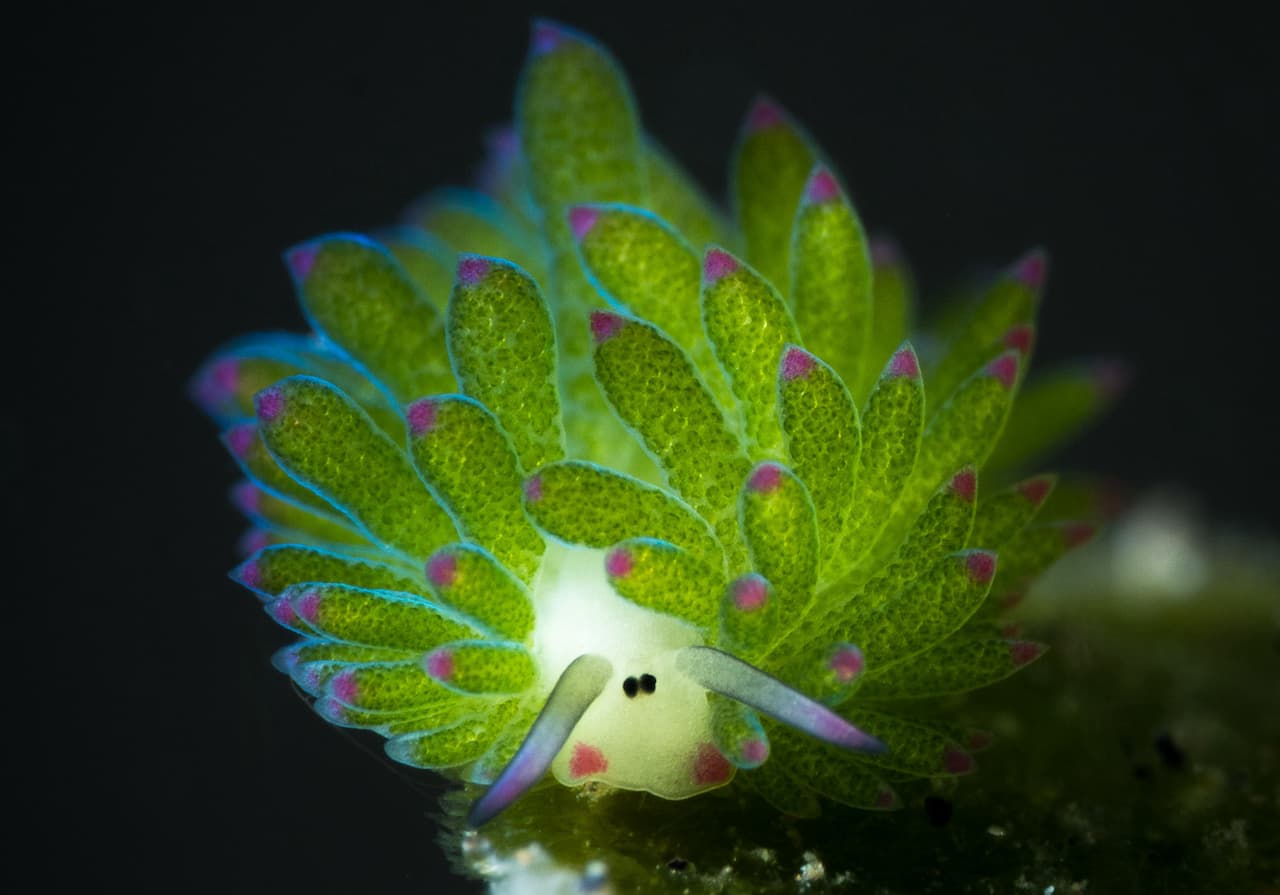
[869,238,901,268]
[1004,323,1035,356]
[1016,476,1053,507]
[531,20,568,55]
[406,399,437,437]
[888,347,920,379]
[805,168,841,204]
[746,97,786,133]
[426,551,458,587]
[232,482,261,516]
[195,357,239,409]
[605,547,634,578]
[236,559,262,590]
[568,206,600,241]
[1063,523,1096,548]
[295,589,322,625]
[987,353,1020,390]
[589,310,626,343]
[1009,640,1044,667]
[457,256,491,286]
[331,670,359,704]
[426,649,455,682]
[875,788,899,809]
[828,647,864,683]
[255,386,285,423]
[966,551,996,585]
[225,423,256,459]
[703,248,740,283]
[523,475,544,503]
[950,468,977,503]
[732,576,768,612]
[1011,248,1048,290]
[748,463,783,494]
[285,243,319,280]
[943,746,974,775]
[780,347,816,382]
[740,739,769,765]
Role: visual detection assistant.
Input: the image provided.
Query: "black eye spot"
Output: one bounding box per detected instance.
[639,673,657,694]
[622,676,639,698]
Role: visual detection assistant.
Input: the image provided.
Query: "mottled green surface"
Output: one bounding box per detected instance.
[425,544,536,644]
[239,544,427,599]
[387,700,520,769]
[740,464,818,651]
[605,538,723,630]
[428,641,536,696]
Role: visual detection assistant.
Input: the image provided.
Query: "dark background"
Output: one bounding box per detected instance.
[24,4,1274,890]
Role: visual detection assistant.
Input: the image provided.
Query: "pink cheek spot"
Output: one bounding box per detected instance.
[1011,248,1048,290]
[1017,475,1054,507]
[966,551,997,585]
[746,97,785,133]
[523,475,543,503]
[805,168,841,204]
[732,575,769,612]
[1003,323,1035,356]
[231,482,261,516]
[225,423,257,460]
[693,743,733,785]
[780,347,816,382]
[331,670,359,705]
[950,467,977,503]
[828,646,864,683]
[1063,522,1097,549]
[1009,640,1045,667]
[569,743,608,779]
[889,346,920,379]
[426,649,455,682]
[741,738,769,765]
[605,546,634,579]
[875,787,899,809]
[568,206,600,241]
[987,353,1020,390]
[285,242,319,280]
[457,256,491,286]
[747,463,783,494]
[426,551,458,588]
[703,248,740,283]
[255,386,285,423]
[943,746,974,774]
[406,399,437,437]
[295,589,322,625]
[589,310,626,343]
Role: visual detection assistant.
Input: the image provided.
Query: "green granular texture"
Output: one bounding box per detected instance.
[526,461,721,569]
[592,316,749,563]
[382,699,491,737]
[927,271,1038,409]
[776,642,860,706]
[970,474,1055,549]
[741,465,818,650]
[865,252,915,402]
[789,188,872,395]
[243,484,369,548]
[578,206,735,411]
[412,190,548,286]
[715,573,779,663]
[843,551,993,669]
[332,661,458,712]
[708,694,767,766]
[437,641,537,696]
[986,362,1114,472]
[249,545,428,598]
[859,636,1042,701]
[838,353,923,568]
[408,395,545,583]
[778,350,860,566]
[293,642,417,666]
[738,752,820,819]
[228,425,335,516]
[606,538,723,630]
[990,521,1079,596]
[289,583,483,651]
[467,701,540,784]
[642,138,732,252]
[701,257,802,459]
[447,259,565,473]
[427,544,536,644]
[732,114,817,292]
[842,708,969,779]
[295,235,454,402]
[259,376,459,561]
[382,227,455,313]
[770,726,891,808]
[388,699,520,768]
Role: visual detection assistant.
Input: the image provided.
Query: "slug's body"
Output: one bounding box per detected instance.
[195,21,1116,825]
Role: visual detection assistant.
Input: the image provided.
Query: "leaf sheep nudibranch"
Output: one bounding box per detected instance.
[192,18,1121,828]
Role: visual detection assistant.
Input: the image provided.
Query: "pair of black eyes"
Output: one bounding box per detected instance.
[622,674,657,698]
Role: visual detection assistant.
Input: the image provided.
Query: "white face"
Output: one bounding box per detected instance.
[531,545,735,798]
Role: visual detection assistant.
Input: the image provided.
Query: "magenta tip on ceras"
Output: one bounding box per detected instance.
[406,399,438,438]
[744,96,787,133]
[426,551,458,588]
[284,241,319,281]
[887,345,921,380]
[987,352,1021,390]
[604,546,634,579]
[457,256,492,287]
[804,167,842,204]
[780,346,816,382]
[568,205,601,241]
[950,467,977,504]
[747,463,784,494]
[589,310,626,343]
[703,247,740,283]
[254,385,285,424]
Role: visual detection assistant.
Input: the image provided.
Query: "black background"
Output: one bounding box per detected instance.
[24,3,1275,890]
